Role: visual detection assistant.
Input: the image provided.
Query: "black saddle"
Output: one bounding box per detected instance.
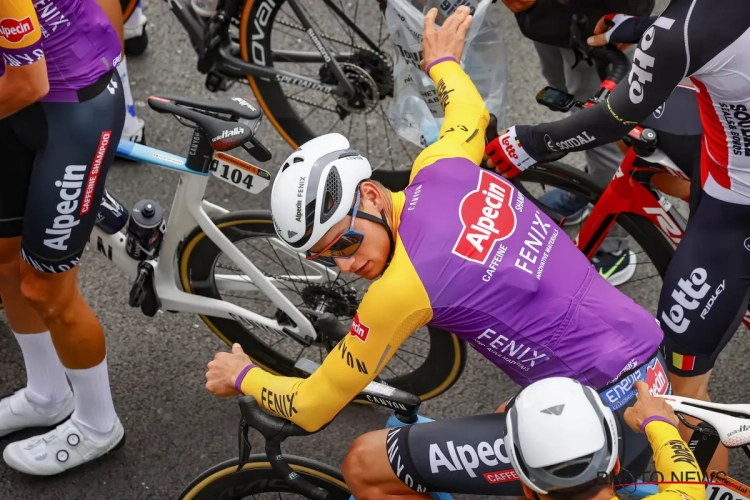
[147,94,271,160]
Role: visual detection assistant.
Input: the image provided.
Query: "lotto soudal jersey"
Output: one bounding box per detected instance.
[0,0,122,102]
[509,0,750,205]
[238,60,664,432]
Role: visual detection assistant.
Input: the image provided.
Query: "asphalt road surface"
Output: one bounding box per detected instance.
[1,1,749,499]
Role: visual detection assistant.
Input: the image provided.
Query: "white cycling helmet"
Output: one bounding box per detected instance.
[504,377,619,496]
[271,133,372,252]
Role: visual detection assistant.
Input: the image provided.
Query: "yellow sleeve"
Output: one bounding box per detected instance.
[644,421,706,500]
[239,246,433,432]
[0,1,42,50]
[410,59,490,182]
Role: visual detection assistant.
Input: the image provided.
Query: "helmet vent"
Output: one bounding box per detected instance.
[293,156,305,163]
[544,455,594,478]
[281,162,290,172]
[320,166,343,224]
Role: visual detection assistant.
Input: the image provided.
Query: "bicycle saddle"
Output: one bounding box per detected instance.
[147,95,262,152]
[660,395,750,448]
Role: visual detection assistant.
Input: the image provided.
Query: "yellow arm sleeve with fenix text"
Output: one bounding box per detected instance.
[410,59,490,182]
[239,243,433,432]
[642,421,706,500]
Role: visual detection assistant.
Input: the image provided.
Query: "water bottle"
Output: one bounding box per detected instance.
[125,200,166,261]
[191,0,218,17]
[96,189,130,235]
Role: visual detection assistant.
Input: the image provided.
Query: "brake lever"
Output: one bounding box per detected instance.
[237,420,254,471]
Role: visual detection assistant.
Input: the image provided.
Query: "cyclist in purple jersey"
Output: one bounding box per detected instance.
[205,7,670,498]
[0,0,125,476]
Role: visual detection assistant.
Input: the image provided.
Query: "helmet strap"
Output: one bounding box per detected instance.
[346,209,396,270]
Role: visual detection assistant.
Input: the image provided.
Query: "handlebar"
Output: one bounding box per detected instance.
[569,14,632,94]
[233,314,423,499]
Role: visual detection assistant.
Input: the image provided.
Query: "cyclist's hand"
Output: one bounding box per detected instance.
[501,0,535,13]
[588,14,637,49]
[484,127,536,177]
[623,381,679,434]
[421,5,473,72]
[206,343,254,397]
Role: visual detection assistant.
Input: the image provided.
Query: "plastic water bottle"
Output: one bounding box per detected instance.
[191,0,218,17]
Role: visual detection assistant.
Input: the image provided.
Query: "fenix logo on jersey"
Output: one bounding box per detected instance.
[212,127,245,143]
[429,438,510,479]
[661,268,711,334]
[452,170,517,264]
[602,357,670,410]
[0,17,35,43]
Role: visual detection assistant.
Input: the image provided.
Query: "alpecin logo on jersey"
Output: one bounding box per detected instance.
[452,170,517,265]
[0,17,35,44]
[349,314,370,342]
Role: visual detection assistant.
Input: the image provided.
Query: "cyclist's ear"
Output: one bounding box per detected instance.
[612,456,621,475]
[522,483,540,500]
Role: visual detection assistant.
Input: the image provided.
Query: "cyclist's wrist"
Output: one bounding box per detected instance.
[640,415,678,433]
[234,363,258,394]
[425,56,458,78]
[498,126,537,171]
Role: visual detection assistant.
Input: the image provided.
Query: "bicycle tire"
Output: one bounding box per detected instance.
[177,455,351,499]
[237,0,409,190]
[177,210,467,401]
[121,0,138,21]
[513,161,676,278]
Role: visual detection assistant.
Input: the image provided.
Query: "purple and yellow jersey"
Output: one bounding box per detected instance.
[239,60,663,432]
[0,0,122,102]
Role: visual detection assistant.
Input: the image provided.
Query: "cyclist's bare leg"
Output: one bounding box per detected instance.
[19,261,118,438]
[342,429,431,500]
[669,370,728,472]
[0,237,48,333]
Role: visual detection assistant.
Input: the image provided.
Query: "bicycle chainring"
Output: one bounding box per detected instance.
[299,283,359,318]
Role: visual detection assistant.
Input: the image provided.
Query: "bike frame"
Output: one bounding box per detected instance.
[163,0,381,95]
[101,139,337,345]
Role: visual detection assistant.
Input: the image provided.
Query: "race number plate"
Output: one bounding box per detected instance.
[210,152,271,194]
[707,471,750,500]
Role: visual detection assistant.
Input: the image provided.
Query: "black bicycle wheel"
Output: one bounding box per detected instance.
[178,455,351,499]
[178,210,467,401]
[238,0,423,185]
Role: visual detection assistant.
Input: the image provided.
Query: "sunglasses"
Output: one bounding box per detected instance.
[305,189,365,267]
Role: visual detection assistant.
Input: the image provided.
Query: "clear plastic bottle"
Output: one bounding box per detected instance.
[191,0,218,17]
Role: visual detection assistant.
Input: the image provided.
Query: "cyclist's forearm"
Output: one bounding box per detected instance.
[0,63,49,120]
[645,420,706,500]
[425,58,490,164]
[239,327,403,432]
[515,103,632,161]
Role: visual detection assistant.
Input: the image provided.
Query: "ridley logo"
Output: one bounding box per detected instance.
[350,314,370,342]
[452,170,517,264]
[0,17,35,43]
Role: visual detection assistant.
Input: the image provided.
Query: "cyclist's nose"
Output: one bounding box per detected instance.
[333,256,354,273]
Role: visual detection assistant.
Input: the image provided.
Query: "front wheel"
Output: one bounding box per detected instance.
[177,456,351,499]
[177,210,467,401]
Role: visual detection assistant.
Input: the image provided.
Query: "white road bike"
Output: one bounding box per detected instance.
[95,93,466,399]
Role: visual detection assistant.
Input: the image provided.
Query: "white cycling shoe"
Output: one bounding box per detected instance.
[3,417,125,476]
[0,389,74,438]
